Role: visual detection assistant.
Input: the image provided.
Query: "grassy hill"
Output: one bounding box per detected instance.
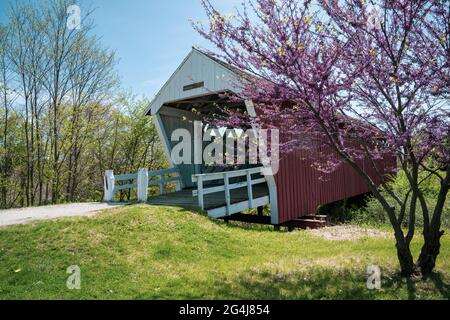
[0,204,448,300]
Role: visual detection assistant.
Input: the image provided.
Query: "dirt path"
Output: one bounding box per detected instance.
[308,225,390,241]
[0,202,125,227]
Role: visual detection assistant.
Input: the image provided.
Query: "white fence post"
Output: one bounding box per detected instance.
[246,170,254,209]
[137,168,149,202]
[104,170,115,202]
[224,173,230,215]
[197,175,204,210]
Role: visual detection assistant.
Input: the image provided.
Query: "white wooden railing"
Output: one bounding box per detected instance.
[191,167,267,216]
[104,167,181,202]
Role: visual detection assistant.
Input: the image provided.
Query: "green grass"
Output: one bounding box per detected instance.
[0,204,448,300]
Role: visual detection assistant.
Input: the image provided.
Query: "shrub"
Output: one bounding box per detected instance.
[347,170,450,228]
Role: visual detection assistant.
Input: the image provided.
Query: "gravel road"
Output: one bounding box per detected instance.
[0,202,125,227]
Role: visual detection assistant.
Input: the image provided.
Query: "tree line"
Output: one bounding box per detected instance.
[0,0,165,208]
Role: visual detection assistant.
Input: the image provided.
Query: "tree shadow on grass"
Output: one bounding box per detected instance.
[406,278,417,300]
[207,268,376,300]
[205,267,449,300]
[428,273,450,298]
[380,272,449,300]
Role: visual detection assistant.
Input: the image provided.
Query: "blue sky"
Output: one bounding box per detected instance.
[0,0,242,99]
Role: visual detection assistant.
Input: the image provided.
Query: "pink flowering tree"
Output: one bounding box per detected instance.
[195,0,449,277]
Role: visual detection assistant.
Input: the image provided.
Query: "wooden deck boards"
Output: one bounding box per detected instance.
[148,184,269,210]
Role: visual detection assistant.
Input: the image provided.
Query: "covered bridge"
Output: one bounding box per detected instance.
[106,47,394,229]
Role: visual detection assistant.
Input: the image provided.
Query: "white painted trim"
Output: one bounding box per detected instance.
[153,114,182,190]
[245,99,279,225]
[207,196,270,219]
[245,100,257,117]
[192,167,270,221]
[193,120,203,169]
[192,177,266,196]
[147,48,240,116]
[192,166,263,182]
[264,172,279,225]
[153,114,172,165]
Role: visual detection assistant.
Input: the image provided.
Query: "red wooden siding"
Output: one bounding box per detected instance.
[274,148,395,224]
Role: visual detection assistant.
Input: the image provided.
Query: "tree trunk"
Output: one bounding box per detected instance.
[24,96,31,207]
[52,100,58,204]
[417,172,449,276]
[66,151,73,202]
[417,229,444,276]
[395,238,415,276]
